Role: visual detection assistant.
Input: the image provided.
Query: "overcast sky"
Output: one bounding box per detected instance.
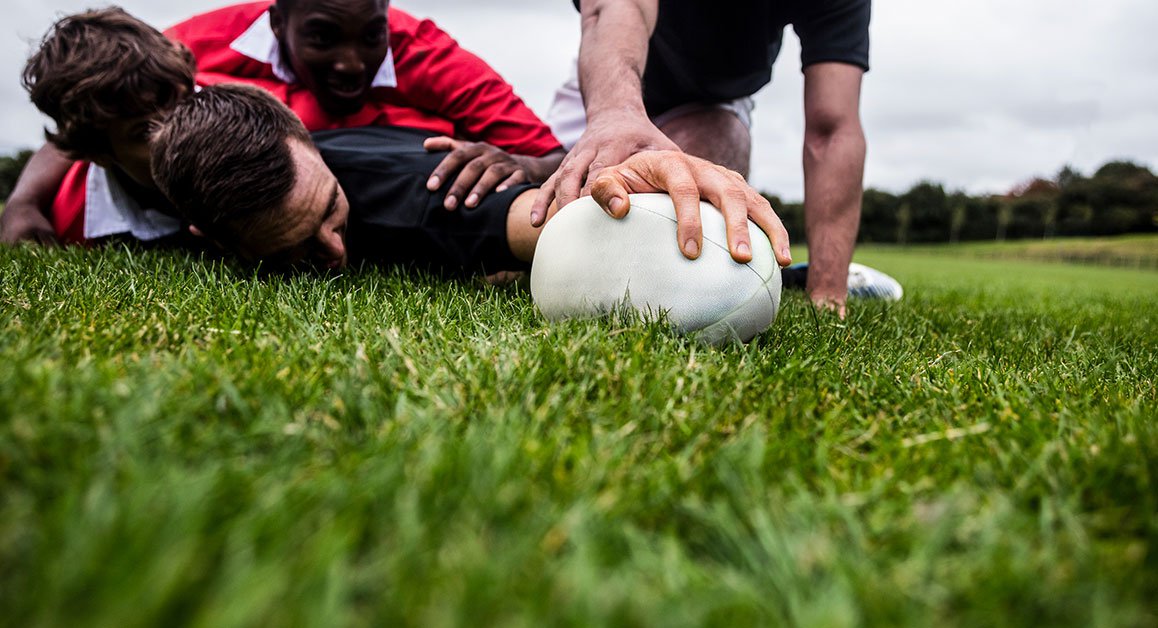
[3,0,1156,200]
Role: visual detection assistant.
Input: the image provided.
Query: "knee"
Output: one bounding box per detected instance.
[659,109,751,176]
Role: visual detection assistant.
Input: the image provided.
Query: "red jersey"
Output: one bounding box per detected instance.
[51,162,88,244]
[165,2,561,156]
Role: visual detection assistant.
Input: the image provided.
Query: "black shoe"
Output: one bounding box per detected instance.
[781,263,810,291]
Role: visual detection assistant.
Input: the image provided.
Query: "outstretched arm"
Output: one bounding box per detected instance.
[0,144,71,245]
[801,63,866,311]
[530,0,676,225]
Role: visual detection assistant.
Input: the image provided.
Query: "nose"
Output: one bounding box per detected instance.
[314,222,347,268]
[333,46,364,76]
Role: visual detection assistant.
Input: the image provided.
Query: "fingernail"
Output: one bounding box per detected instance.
[496,185,508,192]
[445,195,457,210]
[684,239,699,257]
[466,193,479,207]
[609,197,624,215]
[780,247,791,260]
[737,242,751,257]
[530,211,541,224]
[427,175,440,190]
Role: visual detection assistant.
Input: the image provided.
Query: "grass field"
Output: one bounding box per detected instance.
[899,234,1158,269]
[1,241,1155,627]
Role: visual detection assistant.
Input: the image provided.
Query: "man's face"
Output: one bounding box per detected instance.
[234,139,351,270]
[100,114,159,189]
[271,0,390,117]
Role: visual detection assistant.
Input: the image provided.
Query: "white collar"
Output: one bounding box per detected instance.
[229,11,398,88]
[83,165,182,241]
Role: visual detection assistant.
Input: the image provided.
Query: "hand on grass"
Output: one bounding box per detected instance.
[0,202,58,245]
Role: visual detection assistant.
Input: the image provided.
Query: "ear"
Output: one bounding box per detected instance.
[269,5,285,42]
[188,224,230,254]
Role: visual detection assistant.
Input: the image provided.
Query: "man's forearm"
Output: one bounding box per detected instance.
[801,63,866,308]
[0,143,72,244]
[803,122,865,305]
[507,188,549,261]
[577,0,658,122]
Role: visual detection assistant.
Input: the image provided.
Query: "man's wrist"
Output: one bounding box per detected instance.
[585,99,649,123]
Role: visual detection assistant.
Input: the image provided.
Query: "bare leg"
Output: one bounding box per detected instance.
[657,108,751,178]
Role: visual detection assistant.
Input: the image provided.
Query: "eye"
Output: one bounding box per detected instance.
[362,28,386,47]
[302,27,338,48]
[128,124,151,143]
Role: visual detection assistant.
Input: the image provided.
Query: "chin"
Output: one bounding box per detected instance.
[320,96,366,117]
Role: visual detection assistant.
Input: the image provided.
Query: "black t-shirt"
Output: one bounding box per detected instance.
[573,0,871,116]
[311,126,534,276]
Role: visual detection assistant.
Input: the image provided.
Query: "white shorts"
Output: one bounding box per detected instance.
[546,60,755,150]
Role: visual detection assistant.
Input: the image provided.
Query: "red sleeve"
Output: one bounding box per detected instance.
[165,2,277,81]
[50,161,89,245]
[388,8,562,157]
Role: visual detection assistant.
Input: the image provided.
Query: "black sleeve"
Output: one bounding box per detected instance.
[313,127,534,276]
[794,0,871,72]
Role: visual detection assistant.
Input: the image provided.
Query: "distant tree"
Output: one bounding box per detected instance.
[0,149,34,202]
[995,199,1012,241]
[1060,160,1157,235]
[1056,164,1082,190]
[761,192,805,242]
[895,202,912,244]
[1093,160,1153,181]
[768,157,1155,246]
[900,181,949,243]
[859,188,900,243]
[1005,178,1058,239]
[949,195,967,243]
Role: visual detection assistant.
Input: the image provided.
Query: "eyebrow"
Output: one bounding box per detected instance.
[320,183,340,225]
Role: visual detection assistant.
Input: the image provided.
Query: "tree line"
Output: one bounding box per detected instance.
[768,160,1158,243]
[0,149,34,203]
[3,149,1156,243]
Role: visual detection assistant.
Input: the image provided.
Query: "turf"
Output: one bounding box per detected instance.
[896,234,1158,269]
[0,242,1155,627]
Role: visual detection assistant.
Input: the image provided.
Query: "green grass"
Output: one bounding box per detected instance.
[1,242,1155,627]
[894,234,1158,269]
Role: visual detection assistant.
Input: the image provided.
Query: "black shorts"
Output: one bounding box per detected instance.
[634,0,871,116]
[312,127,534,277]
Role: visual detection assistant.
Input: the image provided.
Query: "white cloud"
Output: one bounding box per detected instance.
[2,0,1156,200]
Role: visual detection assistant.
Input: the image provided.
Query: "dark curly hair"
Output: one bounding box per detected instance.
[150,83,313,245]
[22,7,195,160]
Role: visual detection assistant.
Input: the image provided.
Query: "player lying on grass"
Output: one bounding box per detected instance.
[0,8,194,246]
[148,84,793,275]
[1,2,563,245]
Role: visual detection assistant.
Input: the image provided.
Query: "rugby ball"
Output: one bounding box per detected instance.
[530,193,782,345]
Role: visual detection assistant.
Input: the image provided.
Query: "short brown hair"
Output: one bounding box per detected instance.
[22,7,195,159]
[150,83,313,244]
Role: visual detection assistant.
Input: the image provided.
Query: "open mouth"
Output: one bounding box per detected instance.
[326,80,367,102]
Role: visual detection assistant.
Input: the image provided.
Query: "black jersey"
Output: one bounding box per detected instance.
[311,126,534,276]
[572,0,870,116]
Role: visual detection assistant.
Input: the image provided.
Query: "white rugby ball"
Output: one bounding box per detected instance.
[530,193,782,345]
